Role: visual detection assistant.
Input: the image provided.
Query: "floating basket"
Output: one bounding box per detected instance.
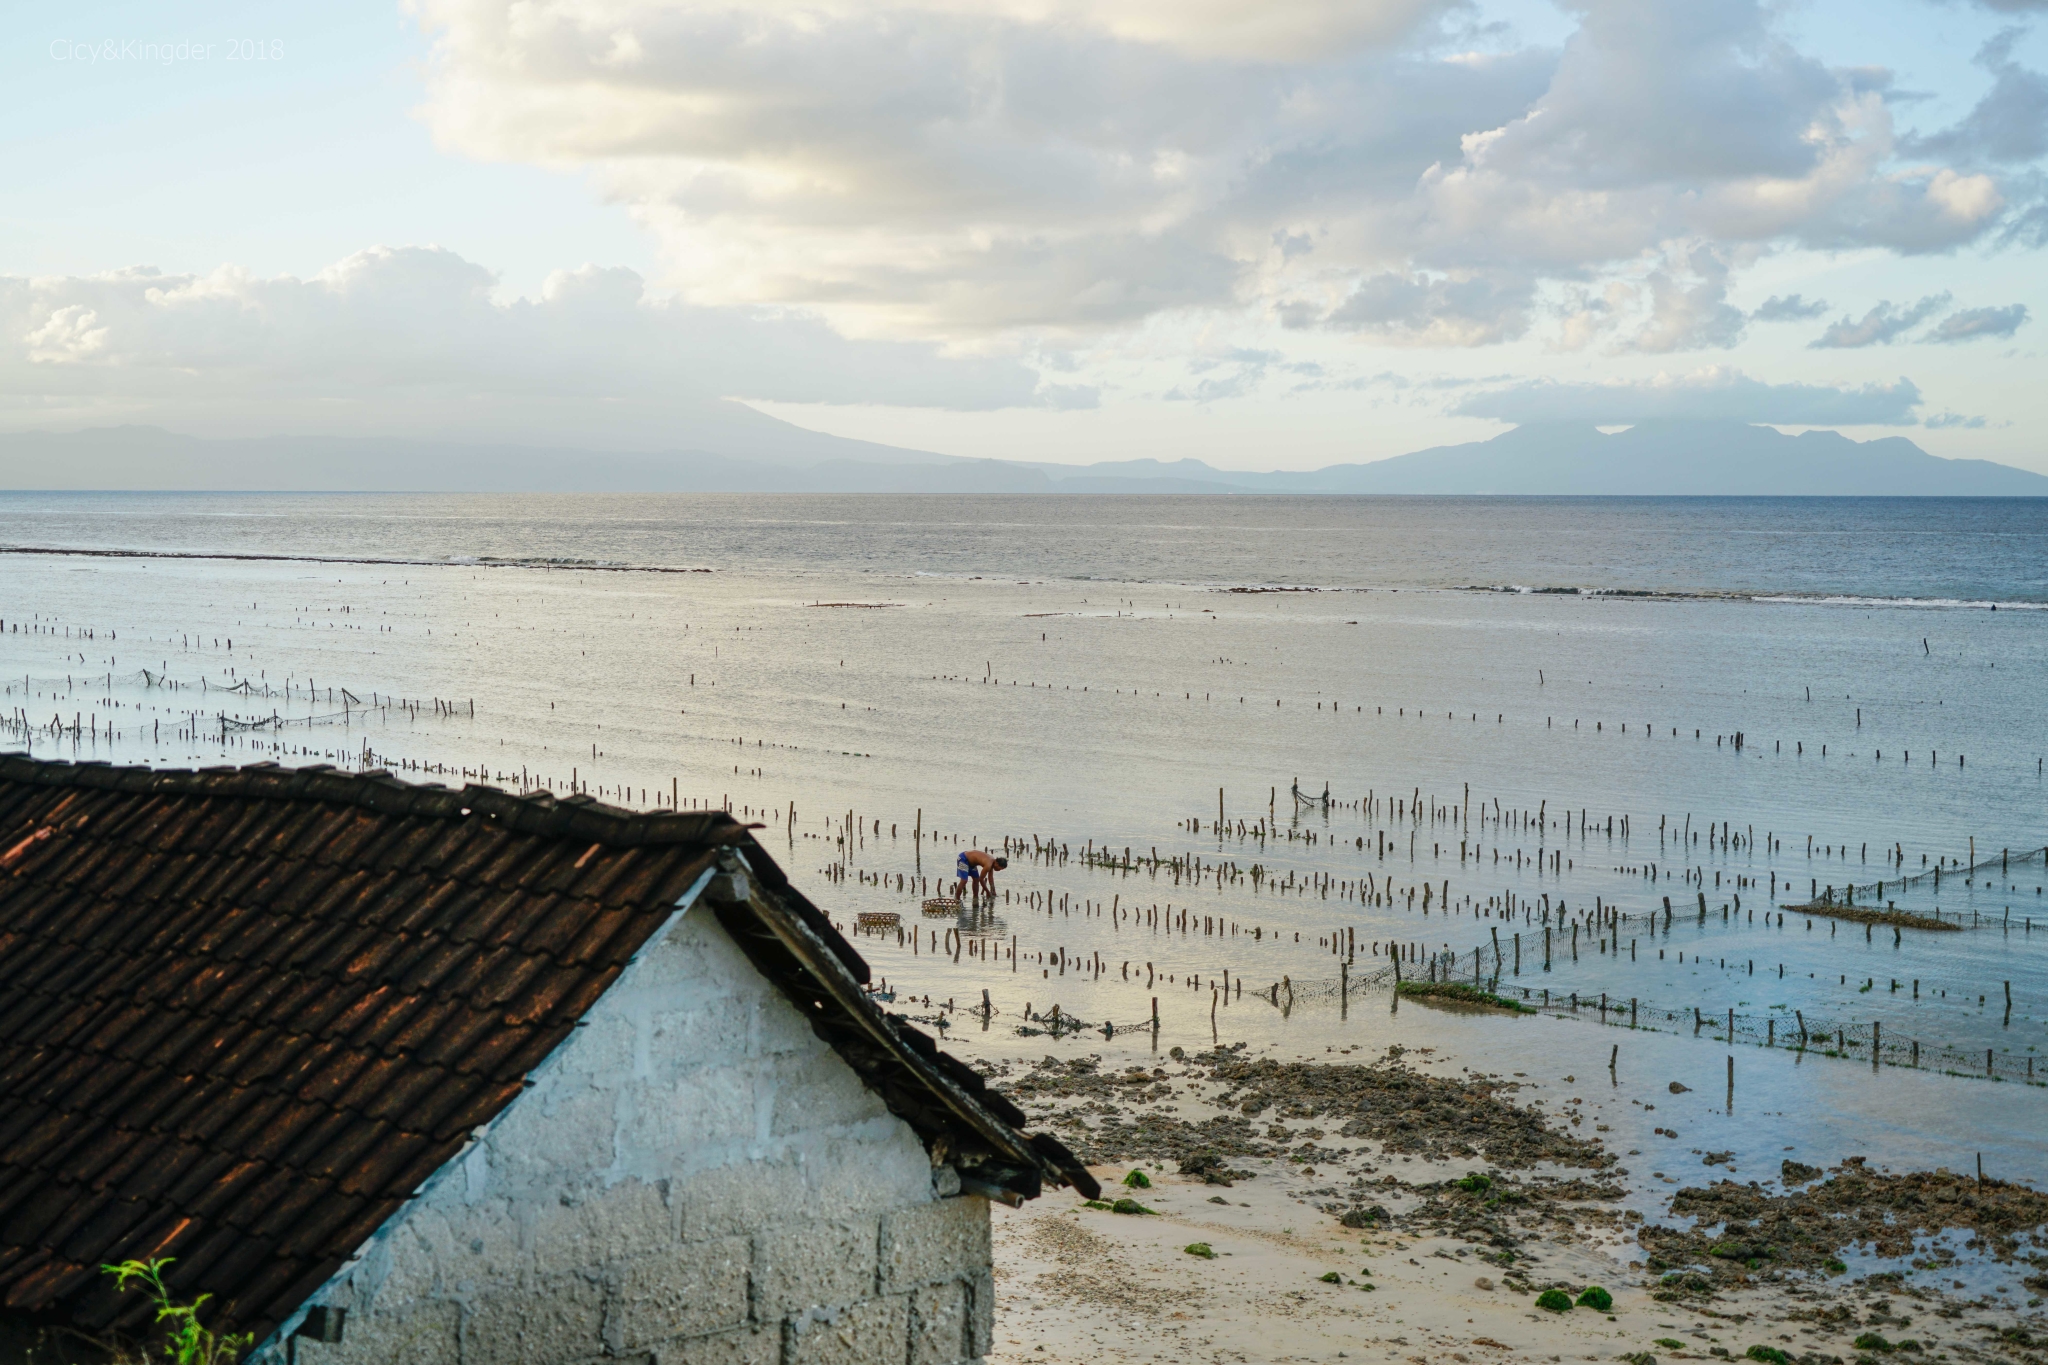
[856,911,901,928]
[921,897,962,916]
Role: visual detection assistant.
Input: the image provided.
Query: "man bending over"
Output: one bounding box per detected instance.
[956,848,1007,901]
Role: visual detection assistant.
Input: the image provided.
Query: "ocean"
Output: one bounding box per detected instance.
[4,490,2046,1184]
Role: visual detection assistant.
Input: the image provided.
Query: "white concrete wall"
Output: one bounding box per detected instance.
[287,907,992,1365]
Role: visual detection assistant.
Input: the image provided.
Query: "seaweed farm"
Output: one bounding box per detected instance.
[4,491,2046,1183]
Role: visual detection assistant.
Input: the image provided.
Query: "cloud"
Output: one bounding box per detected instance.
[1163,347,1301,401]
[1629,244,1745,353]
[1925,302,2030,340]
[1283,270,1535,346]
[0,247,1068,444]
[409,0,2022,341]
[1923,411,1989,427]
[1751,293,1830,321]
[1451,366,1924,425]
[1901,29,2048,163]
[1809,293,1952,347]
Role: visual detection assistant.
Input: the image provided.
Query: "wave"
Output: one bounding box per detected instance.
[1465,583,2048,608]
[8,544,2042,607]
[1750,593,2048,610]
[0,545,715,574]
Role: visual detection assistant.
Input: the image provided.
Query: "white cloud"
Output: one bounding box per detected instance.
[1282,269,1535,346]
[1451,366,1925,424]
[409,0,2027,344]
[1809,293,1952,347]
[1926,301,2030,340]
[1901,29,2048,164]
[1629,244,1746,353]
[1751,293,1831,321]
[0,247,1069,443]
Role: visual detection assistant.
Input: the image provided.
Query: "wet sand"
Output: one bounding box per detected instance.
[972,1042,2048,1365]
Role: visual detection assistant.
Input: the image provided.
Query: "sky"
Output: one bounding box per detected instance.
[3,0,2046,472]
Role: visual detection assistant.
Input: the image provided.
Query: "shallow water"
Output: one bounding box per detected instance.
[3,491,2045,1181]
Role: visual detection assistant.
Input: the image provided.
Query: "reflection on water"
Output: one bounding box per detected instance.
[3,491,2046,1190]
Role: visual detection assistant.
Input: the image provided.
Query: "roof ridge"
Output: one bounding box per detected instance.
[0,755,1093,1354]
[0,755,743,849]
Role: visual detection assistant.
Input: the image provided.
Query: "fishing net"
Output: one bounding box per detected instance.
[1783,844,2048,919]
[1255,966,2045,1085]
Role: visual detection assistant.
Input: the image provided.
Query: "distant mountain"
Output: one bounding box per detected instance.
[3,418,2042,495]
[1252,421,2048,495]
[0,403,968,492]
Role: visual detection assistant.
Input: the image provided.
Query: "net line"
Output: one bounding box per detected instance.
[1243,963,2045,1085]
[3,665,407,737]
[1784,844,2048,913]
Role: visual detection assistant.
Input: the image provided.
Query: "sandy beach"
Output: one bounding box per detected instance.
[970,1035,2048,1365]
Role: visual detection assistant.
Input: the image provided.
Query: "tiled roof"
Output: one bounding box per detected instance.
[0,757,1090,1352]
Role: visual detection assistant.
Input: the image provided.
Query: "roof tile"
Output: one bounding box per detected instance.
[0,756,1080,1356]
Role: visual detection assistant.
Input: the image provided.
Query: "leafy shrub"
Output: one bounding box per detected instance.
[103,1259,253,1365]
[1122,1169,1152,1188]
[1852,1332,1893,1351]
[1110,1198,1154,1215]
[1184,1242,1215,1259]
[1456,1173,1493,1194]
[1536,1289,1574,1312]
[1576,1286,1613,1311]
[1319,1271,1341,1283]
[1745,1346,1791,1363]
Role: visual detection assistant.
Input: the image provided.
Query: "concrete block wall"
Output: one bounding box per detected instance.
[286,908,992,1365]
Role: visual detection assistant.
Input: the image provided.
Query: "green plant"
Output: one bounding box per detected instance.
[1184,1242,1215,1259]
[1656,1339,1686,1349]
[1852,1332,1893,1352]
[1082,1199,1112,1210]
[102,1259,253,1365]
[1576,1286,1613,1311]
[1535,1288,1574,1313]
[1456,1173,1493,1194]
[1121,1169,1152,1189]
[1746,1346,1791,1363]
[1110,1198,1154,1215]
[1825,1258,1848,1275]
[1394,981,1533,1012]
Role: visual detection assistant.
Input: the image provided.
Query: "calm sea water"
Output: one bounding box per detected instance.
[5,491,2046,1186]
